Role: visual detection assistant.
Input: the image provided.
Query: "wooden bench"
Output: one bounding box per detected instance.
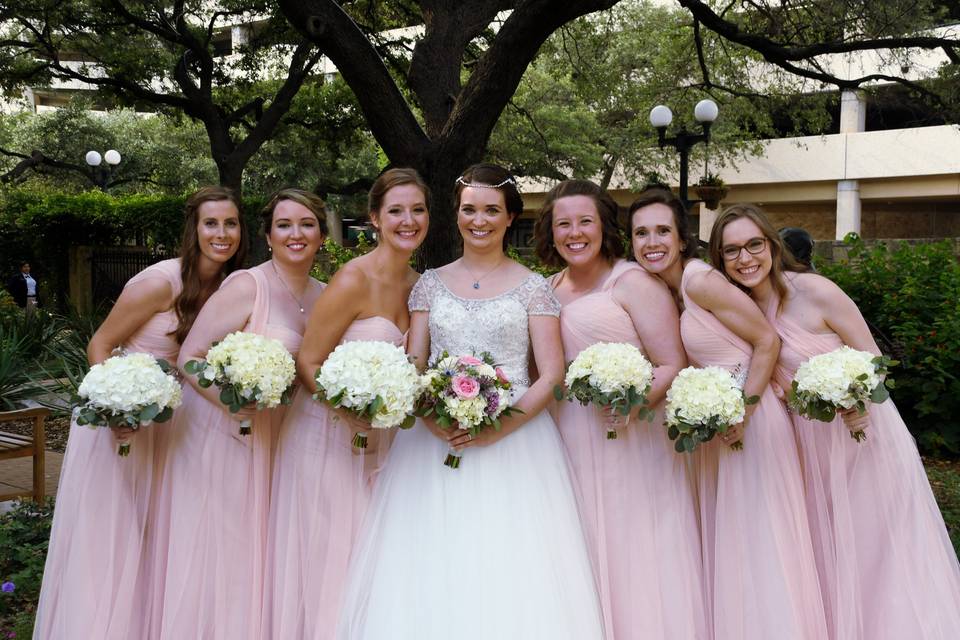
[0,406,49,502]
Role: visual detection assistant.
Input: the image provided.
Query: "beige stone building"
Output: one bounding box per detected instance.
[518,90,960,245]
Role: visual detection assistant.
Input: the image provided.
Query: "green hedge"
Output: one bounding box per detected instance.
[819,234,960,456]
[0,189,266,308]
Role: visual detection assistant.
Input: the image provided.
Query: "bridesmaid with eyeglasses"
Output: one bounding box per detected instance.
[631,186,827,640]
[712,203,960,640]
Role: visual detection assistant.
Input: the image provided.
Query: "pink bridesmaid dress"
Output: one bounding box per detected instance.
[34,258,183,640]
[155,265,304,640]
[767,295,960,640]
[263,317,404,640]
[555,259,707,640]
[679,259,827,640]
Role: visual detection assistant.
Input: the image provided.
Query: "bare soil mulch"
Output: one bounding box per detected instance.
[0,415,71,453]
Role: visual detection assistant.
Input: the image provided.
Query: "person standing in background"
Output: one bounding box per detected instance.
[7,261,40,311]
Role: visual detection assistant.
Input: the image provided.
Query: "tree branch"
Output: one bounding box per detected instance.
[678,0,959,66]
[277,0,429,165]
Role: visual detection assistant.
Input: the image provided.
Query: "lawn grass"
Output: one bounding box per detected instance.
[925,457,960,557]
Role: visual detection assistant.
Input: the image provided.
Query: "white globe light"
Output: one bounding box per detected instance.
[694,99,719,123]
[104,149,121,165]
[649,105,673,128]
[85,150,102,166]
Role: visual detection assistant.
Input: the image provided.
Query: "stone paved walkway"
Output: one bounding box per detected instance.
[0,451,63,502]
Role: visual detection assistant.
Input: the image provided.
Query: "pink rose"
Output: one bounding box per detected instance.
[495,367,509,385]
[452,375,480,399]
[459,355,484,367]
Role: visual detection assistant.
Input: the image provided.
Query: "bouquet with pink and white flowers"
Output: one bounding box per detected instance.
[415,351,520,469]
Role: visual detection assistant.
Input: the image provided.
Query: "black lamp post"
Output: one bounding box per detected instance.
[649,99,719,210]
[84,149,122,190]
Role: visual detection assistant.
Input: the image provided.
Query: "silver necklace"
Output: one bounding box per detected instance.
[271,260,306,313]
[461,258,506,290]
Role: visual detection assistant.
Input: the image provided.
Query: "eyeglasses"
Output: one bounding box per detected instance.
[721,237,767,261]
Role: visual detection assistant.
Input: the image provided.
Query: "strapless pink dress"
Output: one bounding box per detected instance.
[555,259,707,640]
[154,266,304,640]
[34,258,182,640]
[767,295,960,640]
[680,259,827,640]
[263,316,405,640]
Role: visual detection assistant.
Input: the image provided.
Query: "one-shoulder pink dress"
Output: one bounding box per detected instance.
[555,259,707,640]
[679,259,827,640]
[154,265,304,640]
[767,294,960,640]
[263,316,404,640]
[34,258,182,640]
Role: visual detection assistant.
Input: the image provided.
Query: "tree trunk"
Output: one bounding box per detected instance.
[417,169,463,270]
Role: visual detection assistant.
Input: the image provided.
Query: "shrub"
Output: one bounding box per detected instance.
[0,499,54,637]
[819,235,960,455]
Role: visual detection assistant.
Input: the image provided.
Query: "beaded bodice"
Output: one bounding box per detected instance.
[408,270,561,387]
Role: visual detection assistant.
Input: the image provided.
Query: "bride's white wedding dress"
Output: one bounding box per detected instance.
[336,270,605,639]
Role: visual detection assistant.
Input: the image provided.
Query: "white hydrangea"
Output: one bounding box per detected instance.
[665,366,745,428]
[793,346,880,410]
[564,342,654,395]
[78,351,182,419]
[315,340,422,428]
[205,331,296,408]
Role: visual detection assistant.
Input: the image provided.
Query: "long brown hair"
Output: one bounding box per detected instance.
[533,179,624,268]
[173,186,248,343]
[708,203,807,304]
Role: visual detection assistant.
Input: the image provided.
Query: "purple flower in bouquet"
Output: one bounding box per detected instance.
[1,582,14,593]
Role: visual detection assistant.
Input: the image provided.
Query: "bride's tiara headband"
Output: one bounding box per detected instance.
[455,175,517,189]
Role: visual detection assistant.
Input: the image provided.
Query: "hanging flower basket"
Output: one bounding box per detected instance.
[695,185,728,209]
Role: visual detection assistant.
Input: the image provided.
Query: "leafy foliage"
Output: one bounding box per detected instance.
[0,499,54,637]
[0,100,217,193]
[819,235,960,455]
[488,1,835,186]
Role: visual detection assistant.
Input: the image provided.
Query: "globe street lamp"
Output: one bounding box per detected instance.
[84,149,122,189]
[648,99,719,210]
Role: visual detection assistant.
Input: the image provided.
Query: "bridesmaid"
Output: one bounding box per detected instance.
[263,168,429,639]
[156,189,326,640]
[534,179,707,640]
[630,187,827,640]
[34,186,246,640]
[713,203,960,640]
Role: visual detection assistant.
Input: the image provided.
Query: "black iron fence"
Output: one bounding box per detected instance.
[90,247,173,307]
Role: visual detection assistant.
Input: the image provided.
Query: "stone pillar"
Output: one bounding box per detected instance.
[836,180,861,240]
[835,90,866,239]
[839,90,866,133]
[699,204,719,241]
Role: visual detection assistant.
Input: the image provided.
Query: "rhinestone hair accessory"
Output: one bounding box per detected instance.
[455,175,517,189]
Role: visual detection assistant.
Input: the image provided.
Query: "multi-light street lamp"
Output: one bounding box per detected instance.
[648,99,719,210]
[84,149,122,189]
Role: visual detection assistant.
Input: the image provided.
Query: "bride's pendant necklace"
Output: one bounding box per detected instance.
[462,258,506,289]
[271,260,306,313]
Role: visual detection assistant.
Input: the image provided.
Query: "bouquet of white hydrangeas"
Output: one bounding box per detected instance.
[76,352,182,456]
[415,352,519,469]
[184,331,296,435]
[665,366,757,453]
[555,342,655,439]
[787,346,895,442]
[314,340,422,448]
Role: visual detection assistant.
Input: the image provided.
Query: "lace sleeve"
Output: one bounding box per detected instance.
[525,275,561,317]
[408,270,434,312]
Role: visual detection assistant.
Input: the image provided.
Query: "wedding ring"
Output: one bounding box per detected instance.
[467,433,473,441]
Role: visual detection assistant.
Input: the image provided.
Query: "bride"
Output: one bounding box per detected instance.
[336,164,605,639]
